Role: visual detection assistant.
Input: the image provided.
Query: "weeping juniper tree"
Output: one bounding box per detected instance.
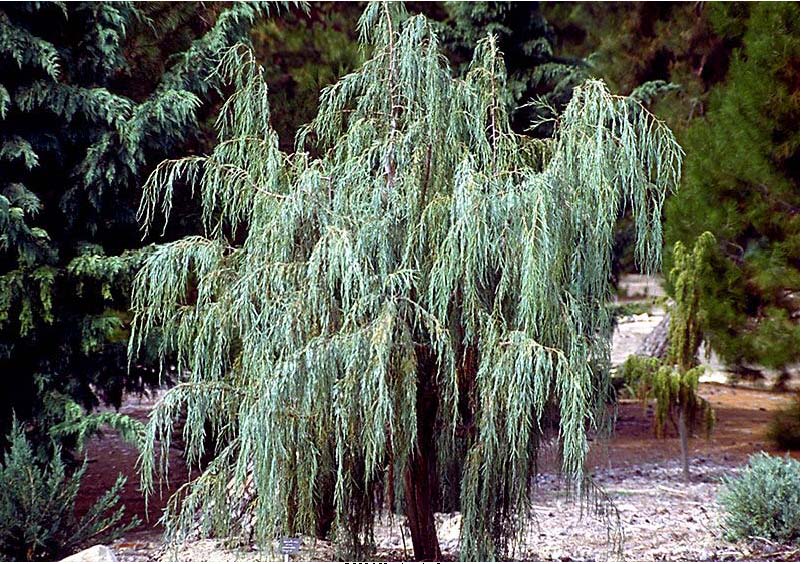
[664,232,717,479]
[131,4,681,560]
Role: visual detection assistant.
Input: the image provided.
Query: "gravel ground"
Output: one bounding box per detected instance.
[111,457,799,562]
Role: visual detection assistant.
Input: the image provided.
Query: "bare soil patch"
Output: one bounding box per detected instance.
[74,389,189,531]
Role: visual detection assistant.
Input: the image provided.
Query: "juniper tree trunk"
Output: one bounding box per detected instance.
[403,350,442,561]
[678,407,690,481]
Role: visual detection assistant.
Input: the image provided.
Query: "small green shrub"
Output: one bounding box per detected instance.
[766,398,800,451]
[719,452,800,544]
[617,354,662,399]
[0,420,139,561]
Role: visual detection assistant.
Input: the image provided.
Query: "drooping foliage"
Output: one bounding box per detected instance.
[617,353,661,398]
[0,1,278,449]
[131,4,681,560]
[619,356,713,441]
[545,3,799,369]
[668,232,716,369]
[617,233,717,479]
[438,1,588,136]
[247,1,587,146]
[543,2,738,280]
[665,2,800,372]
[0,419,138,561]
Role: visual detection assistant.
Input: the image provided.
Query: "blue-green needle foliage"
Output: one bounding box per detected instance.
[131,4,682,560]
[719,453,799,544]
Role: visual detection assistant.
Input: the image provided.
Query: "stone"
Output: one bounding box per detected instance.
[61,545,118,562]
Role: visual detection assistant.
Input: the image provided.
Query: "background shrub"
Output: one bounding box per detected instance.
[0,421,138,561]
[766,398,800,451]
[719,452,800,544]
[616,354,662,399]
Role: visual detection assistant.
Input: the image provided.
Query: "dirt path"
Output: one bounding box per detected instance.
[75,389,189,532]
[593,384,798,471]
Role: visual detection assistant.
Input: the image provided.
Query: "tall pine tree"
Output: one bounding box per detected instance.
[665,2,799,374]
[131,5,681,560]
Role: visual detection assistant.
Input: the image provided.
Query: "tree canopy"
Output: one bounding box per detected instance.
[131,4,681,560]
[437,1,587,136]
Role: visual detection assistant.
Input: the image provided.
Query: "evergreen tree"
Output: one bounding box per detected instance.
[544,2,737,111]
[0,2,275,449]
[619,233,717,481]
[246,2,586,144]
[131,5,681,560]
[665,2,799,373]
[542,3,743,281]
[250,1,364,152]
[438,1,587,137]
[0,419,138,561]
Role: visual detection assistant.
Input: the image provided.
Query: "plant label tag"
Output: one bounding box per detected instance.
[280,537,301,555]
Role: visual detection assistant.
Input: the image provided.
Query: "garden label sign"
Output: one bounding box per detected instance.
[280,537,300,561]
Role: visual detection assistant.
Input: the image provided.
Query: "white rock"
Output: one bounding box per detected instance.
[61,545,118,562]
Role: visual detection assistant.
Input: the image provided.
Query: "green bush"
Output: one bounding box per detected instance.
[719,452,800,544]
[616,354,662,399]
[766,398,800,451]
[0,421,139,561]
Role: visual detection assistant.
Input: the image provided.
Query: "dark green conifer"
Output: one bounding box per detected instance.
[665,2,799,373]
[0,1,275,448]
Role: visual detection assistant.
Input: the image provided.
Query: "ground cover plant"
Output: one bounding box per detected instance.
[0,420,137,561]
[719,452,800,545]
